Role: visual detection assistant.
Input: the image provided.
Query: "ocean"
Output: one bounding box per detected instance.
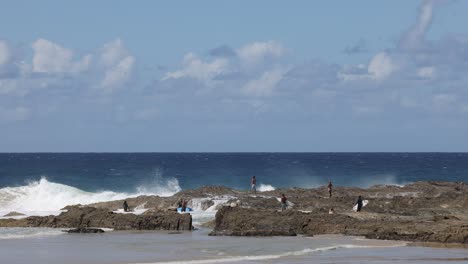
[0,153,467,264]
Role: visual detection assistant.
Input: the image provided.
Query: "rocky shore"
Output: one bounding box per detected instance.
[0,206,192,231]
[1,181,467,244]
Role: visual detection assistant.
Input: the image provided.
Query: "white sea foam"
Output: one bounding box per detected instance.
[131,244,403,264]
[0,177,181,217]
[0,227,64,240]
[189,196,233,226]
[257,183,275,192]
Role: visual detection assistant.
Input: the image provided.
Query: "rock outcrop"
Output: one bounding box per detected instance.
[209,181,468,244]
[0,206,192,231]
[66,227,105,233]
[2,211,25,217]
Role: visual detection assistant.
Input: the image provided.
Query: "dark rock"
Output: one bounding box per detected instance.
[0,206,192,231]
[66,227,105,233]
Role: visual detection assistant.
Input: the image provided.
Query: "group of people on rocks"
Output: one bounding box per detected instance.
[123,177,364,213]
[250,176,364,213]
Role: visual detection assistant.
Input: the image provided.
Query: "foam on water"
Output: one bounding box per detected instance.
[189,196,233,226]
[131,244,405,264]
[0,177,181,217]
[0,227,64,240]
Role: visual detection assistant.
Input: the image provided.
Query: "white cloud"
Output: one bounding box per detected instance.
[98,39,135,92]
[100,56,135,92]
[368,52,395,81]
[237,41,285,67]
[99,38,128,67]
[31,39,91,73]
[242,68,285,97]
[0,106,30,122]
[400,0,436,49]
[163,53,228,83]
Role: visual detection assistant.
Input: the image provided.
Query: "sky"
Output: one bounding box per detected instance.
[1,0,468,152]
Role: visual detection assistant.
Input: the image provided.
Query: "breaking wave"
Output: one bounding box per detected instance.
[0,177,181,216]
[257,184,275,192]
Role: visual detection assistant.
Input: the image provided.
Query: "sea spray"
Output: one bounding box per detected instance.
[0,177,181,216]
[257,183,275,192]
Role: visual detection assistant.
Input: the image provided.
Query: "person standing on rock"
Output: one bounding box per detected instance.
[355,195,363,212]
[181,199,187,212]
[327,180,333,198]
[280,194,288,211]
[123,200,129,212]
[251,176,257,194]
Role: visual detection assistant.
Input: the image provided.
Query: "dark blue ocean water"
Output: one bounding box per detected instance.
[0,153,467,192]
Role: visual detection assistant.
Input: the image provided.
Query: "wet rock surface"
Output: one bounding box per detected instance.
[66,227,105,233]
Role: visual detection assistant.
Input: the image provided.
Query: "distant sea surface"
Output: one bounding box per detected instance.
[0,153,467,215]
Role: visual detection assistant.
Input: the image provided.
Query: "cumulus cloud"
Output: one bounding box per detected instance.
[32,39,91,74]
[368,52,396,81]
[237,41,285,67]
[97,39,136,92]
[241,68,285,97]
[100,55,135,92]
[163,53,229,84]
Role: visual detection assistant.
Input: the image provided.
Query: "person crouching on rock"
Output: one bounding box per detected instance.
[177,199,183,208]
[280,194,288,211]
[123,200,129,212]
[355,195,363,212]
[251,176,257,194]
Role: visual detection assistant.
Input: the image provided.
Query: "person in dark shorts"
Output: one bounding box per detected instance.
[251,176,257,194]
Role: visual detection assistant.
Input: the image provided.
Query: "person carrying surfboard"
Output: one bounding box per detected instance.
[123,200,129,212]
[355,195,363,212]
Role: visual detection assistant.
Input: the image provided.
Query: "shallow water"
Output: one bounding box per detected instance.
[0,228,466,264]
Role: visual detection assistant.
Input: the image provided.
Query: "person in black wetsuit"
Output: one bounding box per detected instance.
[355,195,363,212]
[123,200,129,212]
[327,180,333,198]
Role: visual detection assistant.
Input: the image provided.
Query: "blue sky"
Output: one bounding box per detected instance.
[1,0,468,151]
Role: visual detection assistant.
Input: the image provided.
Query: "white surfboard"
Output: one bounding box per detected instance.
[353,200,368,212]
